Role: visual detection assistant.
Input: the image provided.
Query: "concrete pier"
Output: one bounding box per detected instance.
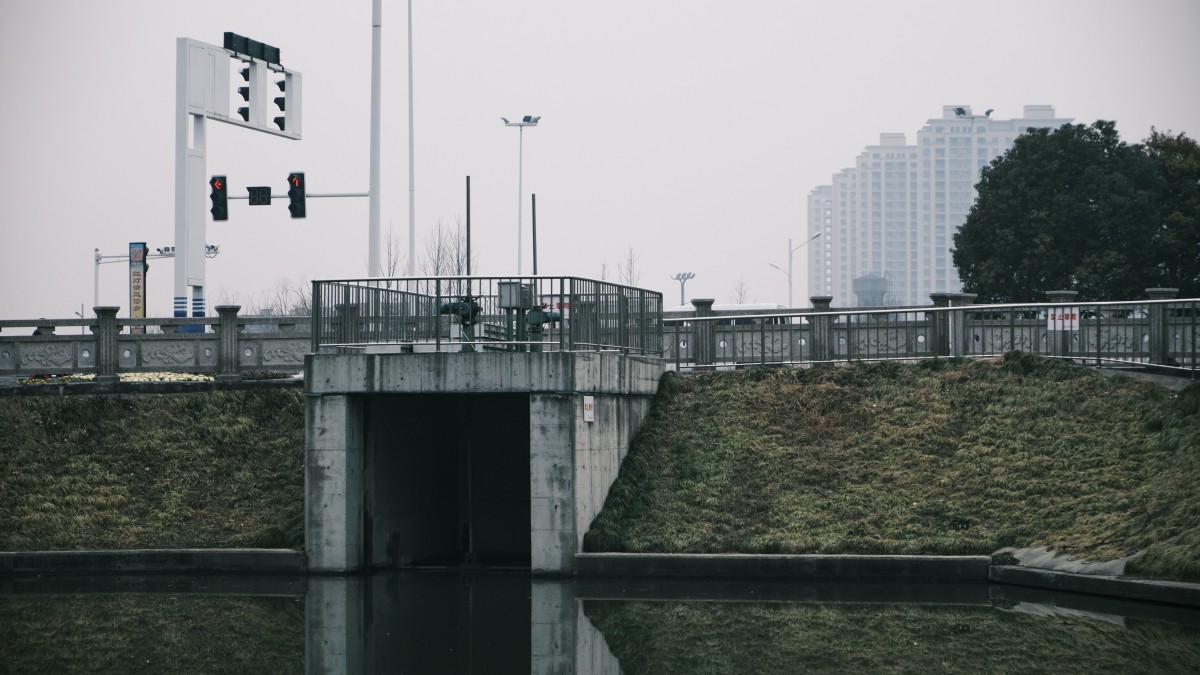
[304,351,664,574]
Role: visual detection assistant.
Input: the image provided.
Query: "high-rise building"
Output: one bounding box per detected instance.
[808,105,1073,306]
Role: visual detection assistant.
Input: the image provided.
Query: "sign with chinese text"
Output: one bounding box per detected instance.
[1046,307,1079,331]
[129,242,148,334]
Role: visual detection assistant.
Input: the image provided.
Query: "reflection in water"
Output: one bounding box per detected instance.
[0,575,305,674]
[3,573,1200,673]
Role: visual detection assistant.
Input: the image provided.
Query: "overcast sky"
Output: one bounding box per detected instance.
[2,0,1198,322]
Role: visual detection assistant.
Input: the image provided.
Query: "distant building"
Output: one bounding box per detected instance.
[808,105,1073,306]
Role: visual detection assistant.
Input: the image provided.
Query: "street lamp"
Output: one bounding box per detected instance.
[670,272,695,306]
[502,115,540,275]
[768,232,822,308]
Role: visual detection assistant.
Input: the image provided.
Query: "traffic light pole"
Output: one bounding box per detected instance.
[174,41,209,324]
[173,36,303,324]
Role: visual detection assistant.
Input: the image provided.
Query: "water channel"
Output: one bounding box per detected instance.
[3,572,1199,673]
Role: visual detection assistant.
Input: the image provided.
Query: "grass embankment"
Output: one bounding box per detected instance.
[0,390,304,550]
[585,354,1200,581]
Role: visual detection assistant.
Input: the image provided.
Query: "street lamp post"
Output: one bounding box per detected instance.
[502,115,540,275]
[768,232,822,308]
[671,272,695,306]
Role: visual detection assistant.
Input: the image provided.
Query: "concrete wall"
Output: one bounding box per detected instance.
[305,395,365,573]
[305,351,664,574]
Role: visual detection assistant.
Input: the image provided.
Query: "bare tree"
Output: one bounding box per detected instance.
[214,287,243,308]
[253,277,311,316]
[729,276,754,304]
[616,246,640,286]
[598,261,610,281]
[418,216,475,295]
[383,222,406,279]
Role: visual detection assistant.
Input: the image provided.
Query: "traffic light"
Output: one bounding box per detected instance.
[247,186,272,205]
[287,172,306,218]
[273,79,287,131]
[237,79,251,122]
[209,175,228,221]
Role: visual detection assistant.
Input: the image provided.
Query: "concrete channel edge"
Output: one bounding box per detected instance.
[0,549,306,575]
[574,552,992,581]
[5,551,1200,610]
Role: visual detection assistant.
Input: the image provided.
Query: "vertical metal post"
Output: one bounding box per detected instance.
[310,280,322,353]
[531,193,538,276]
[368,0,383,277]
[94,249,100,308]
[406,0,416,277]
[465,176,471,276]
[517,125,524,275]
[787,237,793,309]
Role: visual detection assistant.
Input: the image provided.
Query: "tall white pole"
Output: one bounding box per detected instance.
[94,249,100,309]
[406,0,416,276]
[787,237,794,309]
[368,0,383,277]
[517,125,524,275]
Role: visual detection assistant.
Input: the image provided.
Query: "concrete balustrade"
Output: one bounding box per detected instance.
[0,306,309,383]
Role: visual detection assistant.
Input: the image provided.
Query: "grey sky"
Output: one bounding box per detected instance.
[2,0,1198,321]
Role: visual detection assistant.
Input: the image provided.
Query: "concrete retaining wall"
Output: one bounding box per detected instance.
[575,553,993,581]
[0,549,305,575]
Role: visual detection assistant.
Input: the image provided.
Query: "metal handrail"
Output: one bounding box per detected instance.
[310,276,663,356]
[664,298,1199,376]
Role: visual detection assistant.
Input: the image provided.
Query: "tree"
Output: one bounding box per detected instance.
[951,121,1199,302]
[1143,129,1200,293]
[383,222,406,278]
[728,276,754,304]
[417,217,475,296]
[616,246,640,286]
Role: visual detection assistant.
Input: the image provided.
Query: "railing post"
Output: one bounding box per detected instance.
[1045,290,1079,358]
[691,298,715,370]
[216,305,242,382]
[1146,287,1179,366]
[92,306,120,383]
[336,304,361,345]
[809,295,834,366]
[310,281,322,352]
[950,293,975,357]
[928,293,952,357]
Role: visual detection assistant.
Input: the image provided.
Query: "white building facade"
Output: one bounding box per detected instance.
[808,105,1072,307]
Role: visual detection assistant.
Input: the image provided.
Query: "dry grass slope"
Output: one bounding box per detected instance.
[0,389,304,550]
[585,354,1200,582]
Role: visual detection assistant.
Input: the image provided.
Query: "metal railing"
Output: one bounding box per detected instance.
[5,288,1193,382]
[665,295,1198,376]
[311,276,663,356]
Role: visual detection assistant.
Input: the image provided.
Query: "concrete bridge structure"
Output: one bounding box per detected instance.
[303,350,664,575]
[302,276,667,575]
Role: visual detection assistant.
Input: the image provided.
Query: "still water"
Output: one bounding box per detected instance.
[2,572,1199,673]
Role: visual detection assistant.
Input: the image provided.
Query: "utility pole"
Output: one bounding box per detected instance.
[768,232,822,308]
